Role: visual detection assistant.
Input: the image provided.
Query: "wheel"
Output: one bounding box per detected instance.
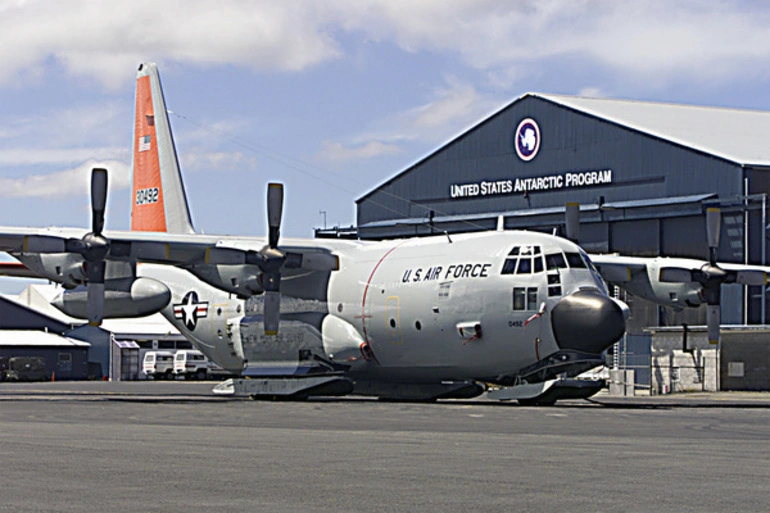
[195,369,207,381]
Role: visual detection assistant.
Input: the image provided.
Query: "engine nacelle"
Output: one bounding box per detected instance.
[51,277,171,319]
[17,253,86,288]
[187,264,263,299]
[321,315,367,363]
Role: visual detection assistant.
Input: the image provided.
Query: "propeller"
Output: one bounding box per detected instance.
[658,207,767,344]
[253,183,292,335]
[704,207,722,344]
[64,168,110,326]
[563,202,765,345]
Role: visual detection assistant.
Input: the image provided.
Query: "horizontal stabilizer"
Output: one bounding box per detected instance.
[0,261,41,278]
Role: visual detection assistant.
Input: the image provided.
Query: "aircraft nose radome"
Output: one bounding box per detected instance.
[551,290,626,354]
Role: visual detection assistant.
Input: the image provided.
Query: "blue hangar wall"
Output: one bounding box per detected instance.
[353,94,770,331]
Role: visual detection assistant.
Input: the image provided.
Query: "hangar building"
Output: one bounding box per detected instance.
[344,93,770,337]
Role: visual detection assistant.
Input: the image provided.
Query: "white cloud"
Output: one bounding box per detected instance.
[5,1,770,90]
[1,101,127,139]
[327,0,770,88]
[577,87,605,98]
[0,0,343,89]
[0,147,128,166]
[316,78,501,167]
[180,150,258,173]
[316,140,402,164]
[0,159,130,198]
[402,79,496,134]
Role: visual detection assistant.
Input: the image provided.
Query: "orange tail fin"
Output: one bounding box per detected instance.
[130,63,195,234]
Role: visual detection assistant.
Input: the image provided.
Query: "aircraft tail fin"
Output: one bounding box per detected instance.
[130,62,195,234]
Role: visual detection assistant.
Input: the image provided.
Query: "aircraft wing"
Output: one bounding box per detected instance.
[0,221,346,334]
[0,226,223,263]
[588,254,649,283]
[0,227,338,267]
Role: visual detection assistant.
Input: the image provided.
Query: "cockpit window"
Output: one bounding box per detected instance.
[502,246,544,275]
[534,256,544,273]
[565,252,586,269]
[580,249,608,294]
[545,252,567,270]
[516,258,532,274]
[501,259,516,274]
[580,249,599,273]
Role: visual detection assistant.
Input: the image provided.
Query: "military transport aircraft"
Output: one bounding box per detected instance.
[0,63,634,404]
[0,63,766,404]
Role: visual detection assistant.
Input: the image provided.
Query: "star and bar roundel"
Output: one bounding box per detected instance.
[173,291,209,330]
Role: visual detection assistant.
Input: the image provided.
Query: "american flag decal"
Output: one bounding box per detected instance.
[138,135,151,152]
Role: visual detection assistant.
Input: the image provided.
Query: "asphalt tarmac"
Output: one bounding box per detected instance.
[1,382,769,513]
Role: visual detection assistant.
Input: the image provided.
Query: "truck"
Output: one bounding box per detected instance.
[172,350,209,380]
[142,350,175,380]
[5,356,47,381]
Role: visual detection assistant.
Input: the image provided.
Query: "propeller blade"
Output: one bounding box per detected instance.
[659,267,694,283]
[267,183,283,248]
[263,291,280,335]
[565,202,579,242]
[706,304,720,345]
[706,207,720,264]
[733,270,768,286]
[91,168,108,235]
[86,259,106,326]
[84,168,109,325]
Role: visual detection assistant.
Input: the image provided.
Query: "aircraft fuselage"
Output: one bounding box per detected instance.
[140,230,625,386]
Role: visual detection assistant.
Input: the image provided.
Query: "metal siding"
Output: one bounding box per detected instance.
[358,96,744,232]
[661,216,708,258]
[610,219,660,256]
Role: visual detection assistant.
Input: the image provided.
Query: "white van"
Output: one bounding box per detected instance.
[142,350,175,380]
[173,350,209,380]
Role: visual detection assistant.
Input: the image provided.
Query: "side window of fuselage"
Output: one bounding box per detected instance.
[513,287,539,311]
[513,287,525,310]
[527,287,538,310]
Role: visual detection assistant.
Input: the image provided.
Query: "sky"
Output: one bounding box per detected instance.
[3,0,770,293]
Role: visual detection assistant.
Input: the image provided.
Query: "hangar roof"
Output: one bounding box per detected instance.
[0,330,89,347]
[537,93,770,167]
[358,93,770,204]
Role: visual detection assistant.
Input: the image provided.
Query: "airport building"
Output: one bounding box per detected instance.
[0,284,189,380]
[320,93,770,393]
